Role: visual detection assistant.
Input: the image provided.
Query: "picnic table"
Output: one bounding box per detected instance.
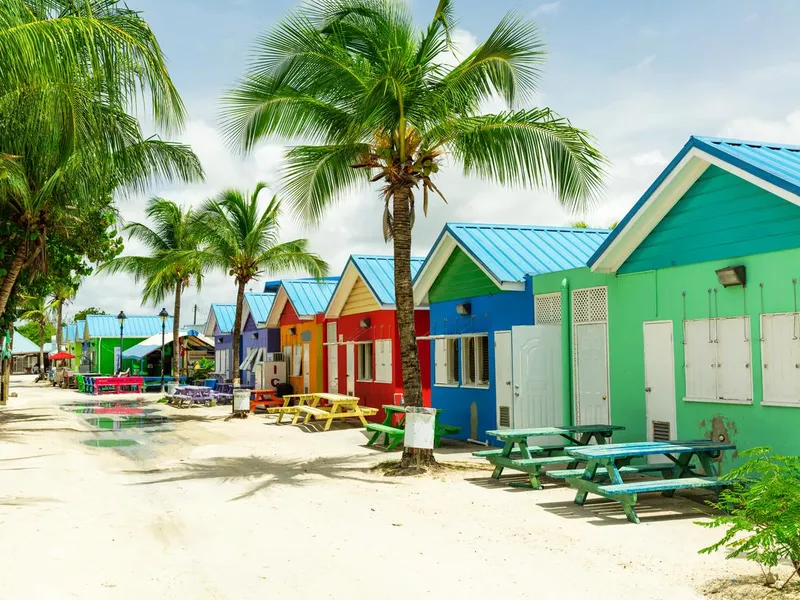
[92,376,144,395]
[477,425,626,489]
[554,440,736,524]
[366,405,462,451]
[249,388,280,413]
[267,393,378,431]
[168,385,214,408]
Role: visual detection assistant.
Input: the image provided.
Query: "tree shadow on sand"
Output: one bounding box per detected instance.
[124,454,396,501]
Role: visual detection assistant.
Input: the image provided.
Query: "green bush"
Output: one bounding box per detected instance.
[191,358,215,381]
[698,447,800,588]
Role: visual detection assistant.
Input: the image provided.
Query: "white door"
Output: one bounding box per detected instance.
[346,343,355,396]
[512,325,563,445]
[574,323,609,425]
[493,331,513,429]
[327,322,338,393]
[644,321,677,446]
[302,343,310,393]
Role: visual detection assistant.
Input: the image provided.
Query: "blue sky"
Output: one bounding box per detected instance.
[75,0,800,319]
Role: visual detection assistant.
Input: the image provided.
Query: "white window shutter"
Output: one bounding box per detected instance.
[434,339,448,385]
[383,339,393,383]
[375,339,392,383]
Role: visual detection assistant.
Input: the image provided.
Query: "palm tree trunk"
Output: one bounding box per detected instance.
[56,301,63,351]
[38,323,45,380]
[172,280,182,378]
[0,243,27,319]
[392,187,433,468]
[232,279,245,392]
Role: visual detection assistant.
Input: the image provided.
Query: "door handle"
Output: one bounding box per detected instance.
[506,381,511,385]
[602,395,607,401]
[644,387,652,392]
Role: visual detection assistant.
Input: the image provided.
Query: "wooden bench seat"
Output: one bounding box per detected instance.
[439,424,462,435]
[366,422,405,451]
[472,444,567,459]
[601,476,722,496]
[547,462,692,480]
[366,423,404,436]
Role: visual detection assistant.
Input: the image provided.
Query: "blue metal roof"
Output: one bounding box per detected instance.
[350,255,426,305]
[75,320,85,340]
[589,136,800,266]
[62,323,77,343]
[421,223,611,284]
[10,331,38,354]
[211,304,236,334]
[85,314,175,338]
[244,293,276,324]
[283,278,339,317]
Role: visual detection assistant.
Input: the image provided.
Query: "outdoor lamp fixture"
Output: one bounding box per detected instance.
[456,303,472,316]
[288,326,296,335]
[159,308,169,393]
[359,318,371,329]
[117,311,126,373]
[716,265,746,288]
[252,332,259,340]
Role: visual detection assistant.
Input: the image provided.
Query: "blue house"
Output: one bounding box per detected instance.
[412,222,610,443]
[239,292,280,386]
[204,304,236,380]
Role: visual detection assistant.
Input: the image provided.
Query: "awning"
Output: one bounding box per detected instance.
[122,331,214,359]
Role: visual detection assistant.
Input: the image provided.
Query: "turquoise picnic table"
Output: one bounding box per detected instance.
[365,405,461,451]
[555,440,736,524]
[478,424,626,489]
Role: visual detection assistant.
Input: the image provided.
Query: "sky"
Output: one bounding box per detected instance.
[71,0,800,325]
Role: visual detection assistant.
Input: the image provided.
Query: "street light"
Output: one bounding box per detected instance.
[117,311,126,374]
[159,308,169,393]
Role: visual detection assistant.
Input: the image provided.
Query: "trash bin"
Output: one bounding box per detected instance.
[233,389,251,412]
[166,381,178,395]
[404,406,436,450]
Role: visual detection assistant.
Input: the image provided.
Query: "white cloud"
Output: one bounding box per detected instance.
[718,109,800,143]
[533,2,560,17]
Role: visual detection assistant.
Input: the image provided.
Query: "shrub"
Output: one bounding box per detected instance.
[698,447,800,588]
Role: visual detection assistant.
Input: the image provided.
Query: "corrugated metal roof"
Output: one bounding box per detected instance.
[244,293,276,324]
[211,304,236,334]
[10,331,38,354]
[283,278,339,316]
[589,136,800,268]
[122,331,213,359]
[85,314,175,338]
[441,223,611,283]
[75,320,85,340]
[351,255,426,305]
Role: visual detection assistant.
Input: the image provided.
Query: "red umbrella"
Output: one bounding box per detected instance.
[49,351,75,360]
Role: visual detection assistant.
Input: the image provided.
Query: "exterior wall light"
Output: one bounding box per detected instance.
[456,303,472,316]
[360,318,371,328]
[716,266,746,287]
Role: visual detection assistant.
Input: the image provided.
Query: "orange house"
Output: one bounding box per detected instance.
[266,278,339,395]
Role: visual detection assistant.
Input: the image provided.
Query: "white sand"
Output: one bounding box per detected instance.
[0,375,764,599]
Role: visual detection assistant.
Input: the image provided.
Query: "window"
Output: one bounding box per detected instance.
[358,342,374,381]
[684,317,752,404]
[462,335,490,386]
[292,345,303,377]
[434,338,460,386]
[374,339,393,383]
[761,313,800,406]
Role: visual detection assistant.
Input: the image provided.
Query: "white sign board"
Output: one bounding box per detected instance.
[404,407,436,450]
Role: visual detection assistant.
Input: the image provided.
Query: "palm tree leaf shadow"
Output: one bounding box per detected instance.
[125,454,396,501]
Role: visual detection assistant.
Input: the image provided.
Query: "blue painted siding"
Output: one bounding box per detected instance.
[620,165,800,274]
[429,281,534,443]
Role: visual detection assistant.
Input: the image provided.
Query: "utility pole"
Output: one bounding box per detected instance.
[193,304,198,326]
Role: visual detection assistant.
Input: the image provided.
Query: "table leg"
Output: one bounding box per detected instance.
[664,452,696,497]
[323,402,339,431]
[491,440,515,479]
[574,459,600,505]
[517,440,543,489]
[352,403,368,427]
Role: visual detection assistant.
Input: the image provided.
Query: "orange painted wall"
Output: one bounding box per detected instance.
[278,302,324,394]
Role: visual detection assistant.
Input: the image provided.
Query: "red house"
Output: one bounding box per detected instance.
[324,255,431,421]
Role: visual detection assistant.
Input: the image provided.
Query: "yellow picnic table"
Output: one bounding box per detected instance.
[267,392,377,431]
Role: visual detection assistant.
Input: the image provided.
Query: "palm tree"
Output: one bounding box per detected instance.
[191,183,328,397]
[221,0,605,464]
[19,297,50,379]
[51,277,80,352]
[0,0,201,319]
[99,198,204,377]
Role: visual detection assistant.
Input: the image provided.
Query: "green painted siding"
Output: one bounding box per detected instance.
[428,247,501,303]
[621,166,800,273]
[90,337,147,375]
[535,247,800,468]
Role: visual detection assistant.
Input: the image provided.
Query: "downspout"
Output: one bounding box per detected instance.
[561,278,573,425]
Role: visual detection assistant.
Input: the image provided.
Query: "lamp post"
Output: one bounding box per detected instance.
[159,308,168,393]
[117,311,126,374]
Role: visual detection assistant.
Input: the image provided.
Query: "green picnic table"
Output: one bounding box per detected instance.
[365,405,461,451]
[478,424,626,489]
[556,440,736,523]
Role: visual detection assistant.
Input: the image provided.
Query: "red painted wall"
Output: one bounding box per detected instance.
[279,301,303,326]
[324,308,431,422]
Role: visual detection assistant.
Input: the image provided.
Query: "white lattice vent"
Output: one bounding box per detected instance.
[534,293,562,324]
[572,286,608,324]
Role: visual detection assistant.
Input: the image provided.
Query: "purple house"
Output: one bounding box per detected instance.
[239,292,280,386]
[204,304,236,380]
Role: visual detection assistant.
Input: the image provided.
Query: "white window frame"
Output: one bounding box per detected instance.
[358,341,374,382]
[292,345,303,377]
[374,339,393,384]
[434,338,460,387]
[683,316,752,405]
[461,334,489,388]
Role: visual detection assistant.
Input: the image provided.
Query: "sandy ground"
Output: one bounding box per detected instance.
[0,375,784,599]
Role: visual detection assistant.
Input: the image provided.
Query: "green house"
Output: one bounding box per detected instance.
[532,136,800,466]
[82,314,174,375]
